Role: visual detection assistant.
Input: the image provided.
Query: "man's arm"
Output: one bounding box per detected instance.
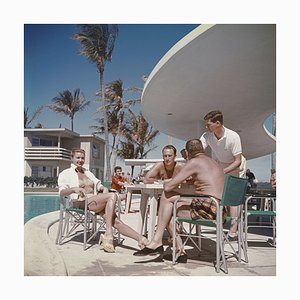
[112,175,126,186]
[143,163,162,183]
[164,161,195,192]
[223,153,242,174]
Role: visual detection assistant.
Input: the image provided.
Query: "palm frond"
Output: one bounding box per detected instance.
[125,87,143,93]
[48,88,90,130]
[73,24,119,72]
[24,106,43,128]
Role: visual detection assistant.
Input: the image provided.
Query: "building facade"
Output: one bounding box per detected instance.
[24,128,105,180]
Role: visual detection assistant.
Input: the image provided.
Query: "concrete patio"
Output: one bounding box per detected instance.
[24,196,276,276]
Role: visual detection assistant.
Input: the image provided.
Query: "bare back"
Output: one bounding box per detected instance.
[164,153,224,200]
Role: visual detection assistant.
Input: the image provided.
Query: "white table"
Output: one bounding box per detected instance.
[125,183,163,240]
[125,183,195,240]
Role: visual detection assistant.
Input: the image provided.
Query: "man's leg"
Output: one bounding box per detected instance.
[167,202,191,250]
[225,169,240,239]
[228,206,238,239]
[146,191,180,248]
[133,191,180,256]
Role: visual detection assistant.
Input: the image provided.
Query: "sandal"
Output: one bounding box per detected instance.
[138,237,148,249]
[99,234,115,253]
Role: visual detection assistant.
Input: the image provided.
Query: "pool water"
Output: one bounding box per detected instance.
[24,194,60,223]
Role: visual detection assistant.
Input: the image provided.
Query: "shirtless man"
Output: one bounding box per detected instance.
[143,145,185,238]
[143,145,184,183]
[133,139,224,260]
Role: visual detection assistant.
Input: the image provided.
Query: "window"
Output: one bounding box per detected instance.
[32,138,39,146]
[32,166,38,177]
[42,166,46,172]
[92,144,100,158]
[31,138,52,147]
[40,139,52,146]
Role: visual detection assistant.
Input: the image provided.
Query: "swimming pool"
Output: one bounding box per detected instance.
[24,194,60,223]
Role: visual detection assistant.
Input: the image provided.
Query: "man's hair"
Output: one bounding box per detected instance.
[162,144,177,155]
[204,110,223,124]
[185,139,204,157]
[180,148,187,159]
[71,148,85,157]
[114,166,122,173]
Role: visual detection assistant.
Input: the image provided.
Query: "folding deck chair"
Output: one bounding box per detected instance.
[56,192,121,250]
[172,175,251,273]
[244,192,276,248]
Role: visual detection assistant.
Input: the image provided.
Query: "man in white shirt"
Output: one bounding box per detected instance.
[200,110,242,240]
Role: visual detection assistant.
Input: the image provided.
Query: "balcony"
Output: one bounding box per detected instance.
[25,147,71,161]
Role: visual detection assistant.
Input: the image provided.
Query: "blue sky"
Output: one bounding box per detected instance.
[24,24,274,181]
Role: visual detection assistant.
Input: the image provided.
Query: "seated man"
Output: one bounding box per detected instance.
[112,166,129,193]
[143,145,185,183]
[111,166,133,212]
[143,144,185,237]
[133,139,225,262]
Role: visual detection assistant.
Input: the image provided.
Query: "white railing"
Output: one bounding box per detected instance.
[24,147,71,160]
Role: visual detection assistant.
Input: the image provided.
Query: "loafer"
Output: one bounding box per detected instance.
[133,245,164,256]
[176,252,188,264]
[227,234,238,242]
[163,252,188,263]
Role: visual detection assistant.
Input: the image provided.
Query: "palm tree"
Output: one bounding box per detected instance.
[48,88,90,131]
[24,106,43,128]
[73,24,119,180]
[118,110,160,176]
[95,79,141,171]
[90,110,121,165]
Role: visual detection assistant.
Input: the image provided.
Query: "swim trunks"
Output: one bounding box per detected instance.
[190,198,227,223]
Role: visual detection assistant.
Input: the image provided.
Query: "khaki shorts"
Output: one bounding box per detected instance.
[190,198,227,223]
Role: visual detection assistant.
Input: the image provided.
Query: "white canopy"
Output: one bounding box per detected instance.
[142,24,276,160]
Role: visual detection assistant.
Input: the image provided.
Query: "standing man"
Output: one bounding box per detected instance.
[200,110,242,241]
[246,168,257,188]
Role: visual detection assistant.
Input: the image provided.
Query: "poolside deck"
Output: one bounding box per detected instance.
[24,196,276,276]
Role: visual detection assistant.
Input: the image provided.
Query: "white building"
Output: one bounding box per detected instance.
[24,128,105,180]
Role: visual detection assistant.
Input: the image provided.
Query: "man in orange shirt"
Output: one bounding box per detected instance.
[112,166,134,213]
[112,166,128,192]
